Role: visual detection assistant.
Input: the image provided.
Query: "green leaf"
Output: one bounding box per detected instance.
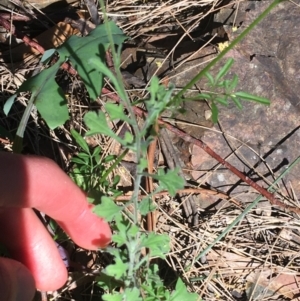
[211,102,219,123]
[3,94,17,115]
[103,155,116,163]
[228,74,239,91]
[40,48,56,63]
[139,158,149,170]
[102,293,123,301]
[215,96,228,105]
[215,80,225,88]
[60,36,105,100]
[113,214,139,242]
[123,288,142,301]
[96,272,121,291]
[71,157,89,166]
[140,233,170,258]
[89,21,128,46]
[57,22,128,100]
[234,91,270,104]
[88,55,128,101]
[71,129,90,153]
[105,255,128,280]
[144,77,174,130]
[204,71,215,86]
[93,196,122,222]
[123,131,134,145]
[151,168,184,196]
[18,63,69,129]
[170,278,198,301]
[113,227,138,250]
[197,93,213,100]
[4,22,127,130]
[84,111,118,138]
[70,166,86,188]
[93,145,102,156]
[102,288,143,301]
[215,58,234,82]
[230,95,243,109]
[138,197,156,216]
[105,102,134,124]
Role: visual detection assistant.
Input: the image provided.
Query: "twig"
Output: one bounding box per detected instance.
[0,15,44,53]
[84,0,101,25]
[0,15,76,74]
[145,121,159,232]
[159,129,198,225]
[0,13,31,21]
[187,156,300,270]
[115,187,242,208]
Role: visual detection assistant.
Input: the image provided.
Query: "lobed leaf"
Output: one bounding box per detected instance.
[84,111,117,138]
[93,196,122,222]
[170,278,198,301]
[140,233,170,258]
[57,22,128,100]
[151,168,185,196]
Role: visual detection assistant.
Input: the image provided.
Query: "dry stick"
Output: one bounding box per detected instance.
[145,121,159,232]
[160,120,300,215]
[159,129,197,225]
[0,15,77,75]
[0,15,44,53]
[0,13,31,21]
[115,188,242,207]
[101,88,300,215]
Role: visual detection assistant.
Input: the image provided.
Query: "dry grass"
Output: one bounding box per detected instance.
[1,0,300,300]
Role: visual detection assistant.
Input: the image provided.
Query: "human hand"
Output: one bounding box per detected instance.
[0,152,112,301]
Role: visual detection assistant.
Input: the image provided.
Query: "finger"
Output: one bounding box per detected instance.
[0,257,35,301]
[0,152,111,249]
[0,208,68,291]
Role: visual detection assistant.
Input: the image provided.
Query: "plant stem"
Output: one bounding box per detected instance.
[99,0,143,226]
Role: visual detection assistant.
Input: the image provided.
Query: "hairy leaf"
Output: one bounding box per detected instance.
[93,196,122,222]
[170,278,198,301]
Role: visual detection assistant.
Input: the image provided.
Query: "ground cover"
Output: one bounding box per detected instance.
[1,0,300,300]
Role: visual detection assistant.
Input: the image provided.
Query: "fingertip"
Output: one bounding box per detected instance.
[58,209,112,250]
[0,208,69,292]
[0,258,35,301]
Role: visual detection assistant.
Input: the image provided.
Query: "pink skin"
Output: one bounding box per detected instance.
[0,152,112,299]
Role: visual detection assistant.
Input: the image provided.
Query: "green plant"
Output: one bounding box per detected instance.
[196,58,270,122]
[82,77,193,300]
[4,21,127,153]
[3,0,284,299]
[70,129,124,198]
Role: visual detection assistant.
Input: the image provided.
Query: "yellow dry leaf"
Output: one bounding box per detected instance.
[155,61,163,68]
[217,41,229,52]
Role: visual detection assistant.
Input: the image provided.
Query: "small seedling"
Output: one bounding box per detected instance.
[197,58,270,122]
